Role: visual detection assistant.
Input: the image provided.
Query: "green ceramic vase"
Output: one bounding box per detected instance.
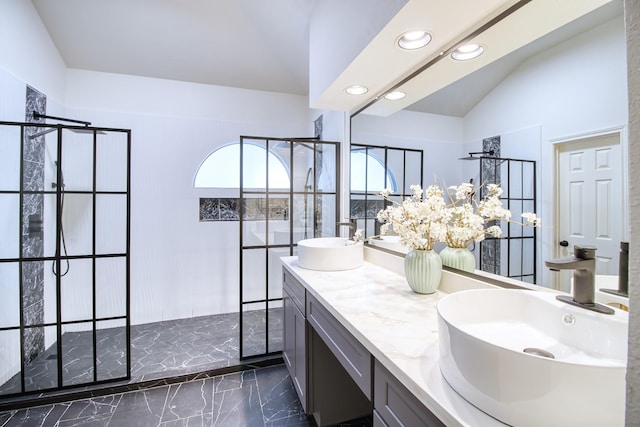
[404,249,442,294]
[439,246,476,273]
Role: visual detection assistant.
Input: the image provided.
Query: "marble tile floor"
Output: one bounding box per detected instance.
[0,364,373,427]
[0,310,283,396]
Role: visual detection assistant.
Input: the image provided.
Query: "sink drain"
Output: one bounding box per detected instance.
[523,348,555,359]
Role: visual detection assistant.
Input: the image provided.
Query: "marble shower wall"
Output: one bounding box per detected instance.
[480,136,501,275]
[22,86,46,364]
[199,198,289,222]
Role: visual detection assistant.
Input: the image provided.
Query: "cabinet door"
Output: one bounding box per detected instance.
[283,287,307,411]
[374,360,444,427]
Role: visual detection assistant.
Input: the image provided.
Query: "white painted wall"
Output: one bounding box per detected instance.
[0,0,66,103]
[64,70,313,324]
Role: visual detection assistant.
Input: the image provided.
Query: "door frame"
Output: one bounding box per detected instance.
[549,126,628,290]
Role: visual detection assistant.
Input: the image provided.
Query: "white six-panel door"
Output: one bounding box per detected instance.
[556,132,623,291]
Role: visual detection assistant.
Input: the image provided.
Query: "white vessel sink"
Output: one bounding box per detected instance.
[297,237,363,271]
[368,235,409,253]
[437,288,628,427]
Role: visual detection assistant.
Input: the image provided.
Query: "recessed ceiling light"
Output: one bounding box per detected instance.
[451,44,484,61]
[384,91,406,101]
[345,85,368,95]
[397,30,432,50]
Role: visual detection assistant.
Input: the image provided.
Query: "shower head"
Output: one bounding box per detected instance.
[459,150,495,160]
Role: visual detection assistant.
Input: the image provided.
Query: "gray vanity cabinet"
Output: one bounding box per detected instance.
[282,270,308,411]
[374,360,445,427]
[283,266,445,427]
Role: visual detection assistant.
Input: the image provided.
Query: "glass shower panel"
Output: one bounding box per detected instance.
[242,301,266,357]
[60,193,93,256]
[405,153,422,190]
[292,193,313,241]
[96,319,127,381]
[42,193,58,258]
[350,147,368,193]
[316,194,336,237]
[293,143,315,193]
[61,322,94,387]
[317,143,336,193]
[523,162,535,199]
[21,260,47,329]
[0,194,19,259]
[43,128,59,192]
[60,129,94,192]
[508,161,523,199]
[267,299,283,354]
[268,195,292,245]
[23,325,58,392]
[0,263,19,329]
[242,194,267,247]
[96,132,128,192]
[267,247,287,300]
[0,329,21,395]
[0,125,21,191]
[95,257,127,319]
[387,149,405,194]
[60,258,93,323]
[268,140,291,192]
[95,194,127,255]
[242,138,267,192]
[368,147,387,193]
[242,248,266,303]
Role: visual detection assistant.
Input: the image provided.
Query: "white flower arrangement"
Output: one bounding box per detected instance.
[377,184,449,251]
[377,182,540,251]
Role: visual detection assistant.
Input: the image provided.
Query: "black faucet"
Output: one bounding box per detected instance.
[545,245,614,315]
[336,221,357,239]
[601,242,629,297]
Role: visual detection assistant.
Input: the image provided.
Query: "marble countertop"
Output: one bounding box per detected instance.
[281,254,507,427]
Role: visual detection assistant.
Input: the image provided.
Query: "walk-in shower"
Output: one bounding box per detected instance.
[239,136,340,360]
[0,118,131,402]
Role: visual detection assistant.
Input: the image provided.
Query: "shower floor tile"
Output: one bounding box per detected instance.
[0,309,282,396]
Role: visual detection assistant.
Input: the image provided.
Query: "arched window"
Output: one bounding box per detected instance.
[350,150,397,192]
[194,142,289,188]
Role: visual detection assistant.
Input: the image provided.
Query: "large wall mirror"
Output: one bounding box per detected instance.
[350,0,628,292]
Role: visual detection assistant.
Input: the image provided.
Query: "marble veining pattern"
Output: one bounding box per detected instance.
[21,85,47,364]
[480,136,501,275]
[281,257,507,427]
[0,365,314,427]
[200,198,289,222]
[0,310,282,395]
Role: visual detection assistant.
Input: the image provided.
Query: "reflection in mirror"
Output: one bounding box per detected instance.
[350,1,628,293]
[349,144,423,237]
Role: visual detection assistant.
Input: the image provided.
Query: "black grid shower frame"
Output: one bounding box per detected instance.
[0,121,131,399]
[349,143,424,237]
[238,136,340,360]
[479,156,537,283]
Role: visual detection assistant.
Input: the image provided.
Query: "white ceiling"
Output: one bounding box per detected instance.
[31,0,622,116]
[31,0,317,95]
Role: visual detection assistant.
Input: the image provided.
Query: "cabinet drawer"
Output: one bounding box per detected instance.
[374,360,444,427]
[283,269,306,314]
[306,293,371,399]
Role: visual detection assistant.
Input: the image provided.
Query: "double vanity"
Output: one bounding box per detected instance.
[281,245,628,426]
